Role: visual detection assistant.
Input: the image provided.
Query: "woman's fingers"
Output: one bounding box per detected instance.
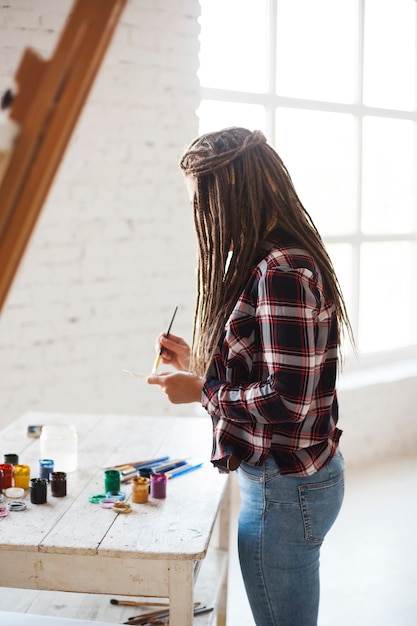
[146,372,203,404]
[157,334,191,371]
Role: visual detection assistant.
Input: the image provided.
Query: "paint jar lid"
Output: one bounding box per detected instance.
[7,500,27,511]
[99,498,119,509]
[89,493,107,504]
[105,490,126,501]
[4,453,18,464]
[5,487,25,499]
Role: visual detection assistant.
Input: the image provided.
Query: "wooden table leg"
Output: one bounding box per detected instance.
[168,560,194,626]
[216,474,232,626]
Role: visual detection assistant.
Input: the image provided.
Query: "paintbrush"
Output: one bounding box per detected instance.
[106,457,170,472]
[166,462,203,479]
[151,305,178,374]
[124,602,206,625]
[110,599,169,607]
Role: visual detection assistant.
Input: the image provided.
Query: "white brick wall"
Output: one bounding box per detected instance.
[0,0,201,428]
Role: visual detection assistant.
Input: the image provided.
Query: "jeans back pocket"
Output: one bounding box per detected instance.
[298,472,345,543]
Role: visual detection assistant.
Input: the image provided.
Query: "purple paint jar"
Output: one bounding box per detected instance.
[150,472,167,499]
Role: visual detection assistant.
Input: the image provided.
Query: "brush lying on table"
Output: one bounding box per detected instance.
[123,602,213,625]
[105,457,203,484]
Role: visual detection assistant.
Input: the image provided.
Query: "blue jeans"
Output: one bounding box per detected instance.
[237,450,345,626]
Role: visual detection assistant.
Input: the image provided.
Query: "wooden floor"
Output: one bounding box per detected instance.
[0,589,213,624]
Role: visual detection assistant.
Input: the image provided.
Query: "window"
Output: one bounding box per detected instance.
[198,0,417,356]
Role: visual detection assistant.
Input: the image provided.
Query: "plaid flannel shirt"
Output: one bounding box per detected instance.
[202,235,342,476]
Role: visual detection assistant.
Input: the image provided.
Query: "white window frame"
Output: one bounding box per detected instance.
[199,0,417,371]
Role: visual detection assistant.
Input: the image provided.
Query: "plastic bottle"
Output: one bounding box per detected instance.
[40,424,78,472]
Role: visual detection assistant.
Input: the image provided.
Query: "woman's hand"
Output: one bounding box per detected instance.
[155,333,191,372]
[147,371,204,404]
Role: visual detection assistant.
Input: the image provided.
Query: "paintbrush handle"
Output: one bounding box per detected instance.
[111,599,168,607]
[125,608,169,624]
[152,306,178,374]
[125,602,201,625]
[151,353,162,374]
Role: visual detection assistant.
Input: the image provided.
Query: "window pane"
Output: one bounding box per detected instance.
[198,100,266,135]
[198,0,268,93]
[363,0,416,110]
[276,0,356,102]
[276,108,356,236]
[361,117,414,235]
[359,242,414,352]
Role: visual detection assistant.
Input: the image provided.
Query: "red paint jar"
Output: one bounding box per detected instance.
[0,464,13,489]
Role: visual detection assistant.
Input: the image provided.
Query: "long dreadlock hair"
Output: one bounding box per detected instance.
[180,127,354,377]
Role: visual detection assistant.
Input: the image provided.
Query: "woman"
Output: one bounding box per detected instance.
[147,127,353,626]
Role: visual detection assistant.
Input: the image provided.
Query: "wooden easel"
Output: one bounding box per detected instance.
[0,0,126,313]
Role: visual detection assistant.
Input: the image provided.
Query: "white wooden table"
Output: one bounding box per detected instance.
[0,412,231,626]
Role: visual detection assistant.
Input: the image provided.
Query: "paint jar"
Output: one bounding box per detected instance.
[39,459,54,482]
[13,464,30,489]
[131,476,149,503]
[150,473,167,499]
[40,424,78,472]
[0,469,3,493]
[138,467,154,479]
[0,464,13,489]
[4,453,18,465]
[104,469,120,493]
[50,472,67,497]
[30,478,47,504]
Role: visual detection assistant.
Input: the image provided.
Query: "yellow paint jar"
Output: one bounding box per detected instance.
[131,476,149,503]
[13,464,30,489]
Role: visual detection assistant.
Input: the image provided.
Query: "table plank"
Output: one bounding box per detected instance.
[0,551,170,596]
